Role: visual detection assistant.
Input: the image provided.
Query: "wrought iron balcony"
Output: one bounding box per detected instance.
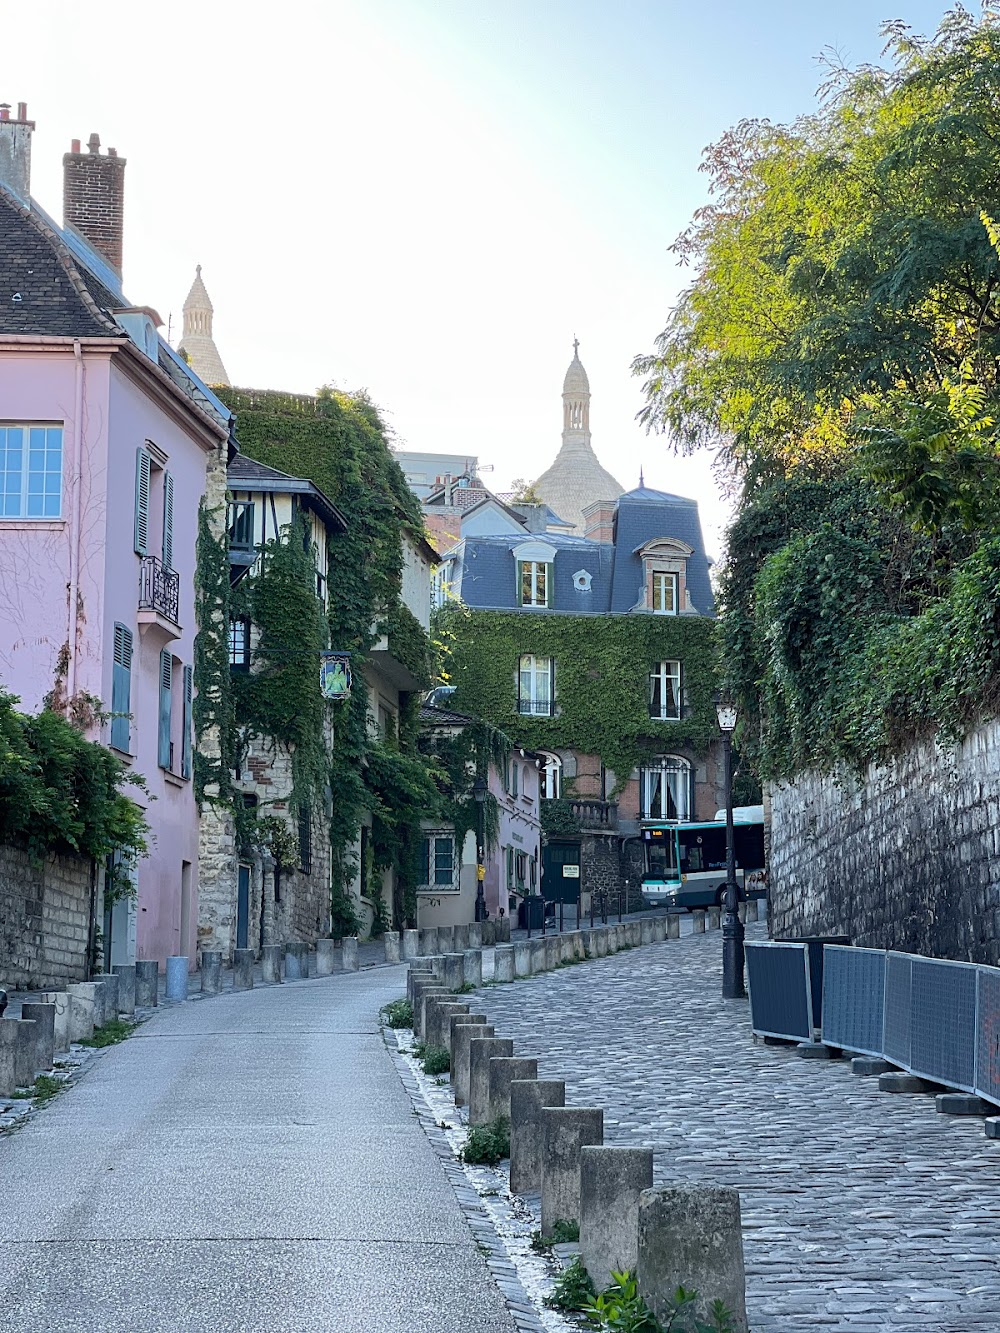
[139,555,180,626]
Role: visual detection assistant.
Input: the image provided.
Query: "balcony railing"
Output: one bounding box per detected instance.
[542,798,619,835]
[139,555,180,625]
[570,799,619,830]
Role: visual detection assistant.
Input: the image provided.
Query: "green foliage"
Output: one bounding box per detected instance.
[436,607,718,795]
[380,998,413,1029]
[193,499,236,806]
[459,1116,510,1165]
[582,1273,734,1333]
[330,883,362,940]
[540,798,582,835]
[0,691,147,867]
[20,1074,66,1106]
[421,1045,450,1075]
[544,1257,595,1311]
[79,1019,136,1048]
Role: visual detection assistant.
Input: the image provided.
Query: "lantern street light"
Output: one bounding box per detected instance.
[714,691,745,999]
[472,775,488,922]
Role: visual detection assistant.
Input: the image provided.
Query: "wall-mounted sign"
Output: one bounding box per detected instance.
[320,652,352,701]
[562,864,580,878]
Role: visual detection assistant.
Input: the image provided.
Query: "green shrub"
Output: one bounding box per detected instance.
[380,998,413,1029]
[79,1019,135,1048]
[459,1116,510,1165]
[583,1272,735,1333]
[544,1256,595,1310]
[422,1045,450,1075]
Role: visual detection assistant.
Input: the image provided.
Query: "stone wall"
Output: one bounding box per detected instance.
[769,718,1000,965]
[0,844,92,988]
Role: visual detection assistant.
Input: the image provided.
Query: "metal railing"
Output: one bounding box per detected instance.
[568,799,619,829]
[138,555,180,625]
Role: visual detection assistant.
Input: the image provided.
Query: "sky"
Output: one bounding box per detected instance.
[8,0,959,556]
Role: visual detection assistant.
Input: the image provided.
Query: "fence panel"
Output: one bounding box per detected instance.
[746,942,813,1042]
[907,957,978,1093]
[883,952,913,1069]
[975,967,1000,1106]
[821,945,886,1056]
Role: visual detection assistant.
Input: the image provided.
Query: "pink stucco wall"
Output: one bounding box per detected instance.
[0,341,218,967]
[485,753,541,919]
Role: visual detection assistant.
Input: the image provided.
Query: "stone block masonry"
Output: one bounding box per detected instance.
[0,845,91,989]
[769,716,1000,963]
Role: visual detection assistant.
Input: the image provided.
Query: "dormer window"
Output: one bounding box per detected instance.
[636,538,695,615]
[652,572,677,616]
[514,539,557,610]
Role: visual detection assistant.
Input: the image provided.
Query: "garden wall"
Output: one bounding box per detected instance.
[0,844,92,988]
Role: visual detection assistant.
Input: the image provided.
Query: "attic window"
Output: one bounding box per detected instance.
[573,569,592,592]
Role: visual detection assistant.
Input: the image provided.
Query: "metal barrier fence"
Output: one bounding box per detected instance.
[745,942,814,1042]
[821,945,885,1059]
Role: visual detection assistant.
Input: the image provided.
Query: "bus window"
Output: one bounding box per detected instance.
[678,828,727,873]
[645,836,677,879]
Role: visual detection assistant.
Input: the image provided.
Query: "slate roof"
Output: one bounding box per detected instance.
[228,453,347,532]
[611,486,715,616]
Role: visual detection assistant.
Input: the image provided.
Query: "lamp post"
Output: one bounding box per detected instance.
[472,775,488,922]
[714,692,745,999]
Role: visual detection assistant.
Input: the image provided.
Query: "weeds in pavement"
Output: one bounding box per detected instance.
[451,982,476,994]
[544,1257,595,1310]
[421,1045,450,1075]
[11,1075,67,1106]
[531,1218,580,1250]
[79,1019,136,1048]
[380,998,413,1029]
[459,1116,510,1165]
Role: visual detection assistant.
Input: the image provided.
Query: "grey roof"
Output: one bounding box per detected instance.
[611,486,714,615]
[418,703,479,727]
[228,453,347,532]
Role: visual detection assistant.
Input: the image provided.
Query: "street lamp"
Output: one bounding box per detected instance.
[472,775,488,922]
[714,691,745,999]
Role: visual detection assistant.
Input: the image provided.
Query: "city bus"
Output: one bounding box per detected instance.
[640,806,766,910]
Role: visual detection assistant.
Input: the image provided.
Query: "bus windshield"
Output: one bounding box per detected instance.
[642,820,765,881]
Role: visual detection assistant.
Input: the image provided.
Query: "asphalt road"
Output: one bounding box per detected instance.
[0,966,517,1333]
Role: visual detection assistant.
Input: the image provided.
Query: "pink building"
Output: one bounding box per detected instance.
[0,104,231,969]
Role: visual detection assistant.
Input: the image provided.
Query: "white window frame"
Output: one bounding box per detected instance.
[649,660,682,721]
[520,560,550,608]
[641,755,692,821]
[419,831,458,892]
[0,423,63,519]
[518,654,554,716]
[652,571,678,616]
[539,751,562,800]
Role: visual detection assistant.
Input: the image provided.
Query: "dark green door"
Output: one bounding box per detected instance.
[541,841,581,903]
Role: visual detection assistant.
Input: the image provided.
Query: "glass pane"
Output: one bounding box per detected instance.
[650,669,662,716]
[521,563,532,605]
[535,566,546,606]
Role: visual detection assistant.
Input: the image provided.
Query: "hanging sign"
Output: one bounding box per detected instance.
[320,652,352,701]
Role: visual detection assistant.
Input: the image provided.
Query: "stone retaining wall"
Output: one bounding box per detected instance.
[0,844,92,988]
[769,717,1000,965]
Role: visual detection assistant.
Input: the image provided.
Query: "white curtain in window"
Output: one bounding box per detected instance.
[641,755,691,820]
[649,661,682,720]
[518,655,553,715]
[539,751,562,799]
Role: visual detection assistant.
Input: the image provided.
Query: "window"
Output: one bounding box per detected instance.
[515,851,527,891]
[652,571,678,615]
[539,751,562,800]
[229,618,251,670]
[419,832,457,889]
[573,569,592,592]
[506,846,515,890]
[641,755,691,821]
[110,623,133,753]
[508,760,519,798]
[158,649,173,770]
[519,560,550,608]
[227,501,255,551]
[298,805,312,875]
[649,661,682,721]
[518,654,554,716]
[0,425,63,518]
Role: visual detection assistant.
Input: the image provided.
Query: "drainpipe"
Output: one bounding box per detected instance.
[67,340,84,702]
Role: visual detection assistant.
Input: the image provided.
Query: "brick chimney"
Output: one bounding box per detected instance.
[581,499,617,543]
[63,132,127,276]
[0,102,35,204]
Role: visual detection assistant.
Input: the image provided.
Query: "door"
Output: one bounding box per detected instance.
[236,863,251,950]
[541,841,581,903]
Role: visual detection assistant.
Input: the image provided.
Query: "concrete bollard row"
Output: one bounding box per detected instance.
[316,938,337,975]
[383,931,401,965]
[284,942,309,980]
[341,937,359,972]
[468,1037,514,1125]
[261,945,283,985]
[135,960,159,1007]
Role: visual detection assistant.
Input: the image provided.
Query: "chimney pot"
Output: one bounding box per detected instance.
[16,103,26,121]
[108,147,117,158]
[0,99,34,201]
[0,105,9,122]
[71,138,81,154]
[87,132,100,154]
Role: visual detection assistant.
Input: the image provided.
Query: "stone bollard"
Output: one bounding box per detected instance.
[463,949,483,988]
[488,1056,538,1124]
[406,966,434,1005]
[499,916,512,942]
[544,935,561,971]
[627,921,642,947]
[745,899,759,923]
[737,902,747,924]
[135,960,159,1008]
[411,979,447,1037]
[707,907,721,930]
[667,914,680,940]
[494,945,516,983]
[425,999,469,1053]
[692,910,706,934]
[442,952,466,991]
[581,929,595,959]
[638,1186,748,1333]
[572,931,585,961]
[418,986,451,1043]
[66,984,96,1042]
[510,1079,566,1194]
[453,1023,495,1106]
[383,932,401,965]
[261,946,283,984]
[580,1146,654,1291]
[449,1013,487,1074]
[341,937,359,972]
[417,926,439,958]
[541,1106,604,1236]
[284,943,308,980]
[437,925,456,955]
[0,1020,22,1095]
[559,933,574,964]
[36,991,71,1052]
[640,917,656,946]
[468,1037,514,1125]
[12,1019,37,1087]
[200,952,223,996]
[21,1003,55,1073]
[482,921,497,947]
[316,938,337,975]
[468,923,483,949]
[233,948,255,990]
[83,980,107,1029]
[595,927,609,957]
[513,940,532,977]
[92,972,120,1021]
[113,964,137,1015]
[652,916,667,943]
[606,927,619,954]
[165,957,189,1002]
[401,928,419,960]
[453,924,470,953]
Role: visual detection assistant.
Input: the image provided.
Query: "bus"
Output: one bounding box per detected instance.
[640,806,766,910]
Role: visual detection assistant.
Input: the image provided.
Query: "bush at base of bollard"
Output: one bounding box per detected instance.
[460,1116,510,1165]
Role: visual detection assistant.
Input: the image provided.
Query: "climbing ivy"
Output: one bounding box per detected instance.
[436,607,719,796]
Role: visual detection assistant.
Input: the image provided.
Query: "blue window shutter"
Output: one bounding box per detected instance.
[110,623,132,752]
[162,470,174,570]
[158,649,173,769]
[181,663,193,779]
[134,448,151,556]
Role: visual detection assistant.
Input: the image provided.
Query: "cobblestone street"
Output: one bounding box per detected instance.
[471,922,1000,1331]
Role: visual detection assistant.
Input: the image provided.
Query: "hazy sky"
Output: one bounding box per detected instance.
[11,1,955,555]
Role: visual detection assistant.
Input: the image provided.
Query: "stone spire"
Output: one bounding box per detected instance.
[531,341,624,533]
[177,265,230,386]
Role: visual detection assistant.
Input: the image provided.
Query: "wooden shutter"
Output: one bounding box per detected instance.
[419,836,430,886]
[162,470,174,570]
[134,448,151,556]
[110,623,132,752]
[181,663,193,779]
[158,650,173,769]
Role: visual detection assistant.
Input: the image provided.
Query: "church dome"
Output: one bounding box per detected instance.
[177,264,230,387]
